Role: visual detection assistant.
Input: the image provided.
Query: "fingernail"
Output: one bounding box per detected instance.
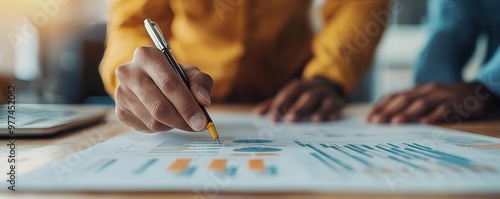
[285,114,296,122]
[189,114,205,131]
[311,115,322,123]
[198,89,211,105]
[392,116,404,124]
[373,115,385,123]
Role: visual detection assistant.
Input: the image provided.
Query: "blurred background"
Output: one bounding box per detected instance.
[0,0,486,105]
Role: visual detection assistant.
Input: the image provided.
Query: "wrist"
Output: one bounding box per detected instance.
[312,76,346,99]
[470,81,500,110]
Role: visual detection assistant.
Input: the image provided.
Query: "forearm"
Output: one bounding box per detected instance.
[303,0,389,95]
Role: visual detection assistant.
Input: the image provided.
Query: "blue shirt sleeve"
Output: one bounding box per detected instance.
[415,0,480,84]
[476,46,500,98]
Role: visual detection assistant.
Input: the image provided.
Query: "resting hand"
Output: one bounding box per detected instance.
[367,82,498,124]
[253,79,345,123]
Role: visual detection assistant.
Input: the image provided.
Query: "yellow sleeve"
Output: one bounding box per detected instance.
[303,0,389,95]
[99,0,173,97]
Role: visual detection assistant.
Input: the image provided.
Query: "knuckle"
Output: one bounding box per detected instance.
[149,101,168,119]
[134,46,155,58]
[146,119,164,132]
[159,73,181,94]
[177,99,198,117]
[115,107,129,122]
[115,64,130,79]
[185,66,200,72]
[114,85,124,99]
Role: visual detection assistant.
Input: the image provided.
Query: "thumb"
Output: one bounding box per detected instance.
[184,66,214,106]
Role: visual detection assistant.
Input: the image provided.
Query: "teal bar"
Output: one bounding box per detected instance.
[133,159,158,174]
[95,159,117,173]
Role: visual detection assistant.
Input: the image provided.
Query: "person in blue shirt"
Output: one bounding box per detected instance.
[368,0,500,124]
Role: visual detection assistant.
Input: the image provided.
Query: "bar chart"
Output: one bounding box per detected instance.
[149,139,221,155]
[296,141,497,175]
[78,157,279,178]
[16,116,500,192]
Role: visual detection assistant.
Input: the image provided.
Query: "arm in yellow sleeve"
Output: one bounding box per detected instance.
[99,0,173,97]
[303,0,390,96]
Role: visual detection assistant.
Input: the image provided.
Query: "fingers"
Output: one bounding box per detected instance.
[367,84,445,121]
[184,66,214,106]
[115,104,156,132]
[114,83,173,132]
[367,85,437,123]
[131,47,207,131]
[389,99,430,124]
[119,69,193,131]
[369,94,417,123]
[367,94,395,118]
[262,79,344,123]
[252,99,273,116]
[367,83,456,124]
[269,80,306,120]
[285,90,324,122]
[420,105,449,123]
[390,94,445,124]
[311,95,343,122]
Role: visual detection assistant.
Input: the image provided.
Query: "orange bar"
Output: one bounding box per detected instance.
[471,144,500,149]
[256,153,278,156]
[208,159,227,172]
[248,159,265,171]
[167,158,191,172]
[231,153,251,156]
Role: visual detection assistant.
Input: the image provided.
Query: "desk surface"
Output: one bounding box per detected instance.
[2,104,500,199]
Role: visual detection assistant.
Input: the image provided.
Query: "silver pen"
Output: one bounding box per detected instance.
[143,19,221,144]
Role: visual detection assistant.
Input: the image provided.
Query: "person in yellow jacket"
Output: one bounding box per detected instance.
[100,0,389,132]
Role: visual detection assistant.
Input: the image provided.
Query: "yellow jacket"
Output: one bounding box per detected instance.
[100,0,389,103]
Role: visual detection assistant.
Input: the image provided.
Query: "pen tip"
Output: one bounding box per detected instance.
[217,138,221,145]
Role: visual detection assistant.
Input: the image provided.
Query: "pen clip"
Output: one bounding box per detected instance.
[144,19,170,51]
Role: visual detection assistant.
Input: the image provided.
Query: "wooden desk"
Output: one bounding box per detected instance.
[2,104,499,199]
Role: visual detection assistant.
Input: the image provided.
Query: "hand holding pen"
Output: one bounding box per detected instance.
[112,19,220,143]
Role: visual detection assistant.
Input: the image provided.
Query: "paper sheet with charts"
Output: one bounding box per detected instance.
[10,112,500,193]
